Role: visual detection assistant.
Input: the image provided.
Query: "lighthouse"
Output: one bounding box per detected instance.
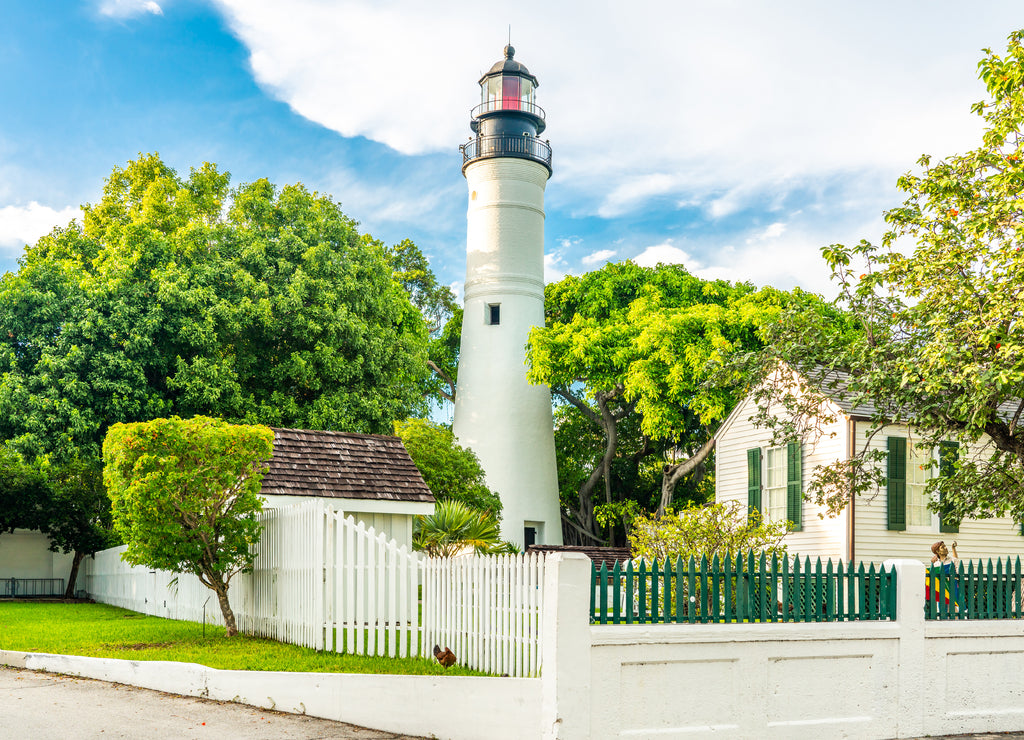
[453,46,562,548]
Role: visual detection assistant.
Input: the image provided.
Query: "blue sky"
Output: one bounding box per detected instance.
[2,1,1022,297]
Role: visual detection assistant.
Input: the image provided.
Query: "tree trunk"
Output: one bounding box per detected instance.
[210,577,238,637]
[555,385,635,544]
[657,436,717,517]
[63,551,85,599]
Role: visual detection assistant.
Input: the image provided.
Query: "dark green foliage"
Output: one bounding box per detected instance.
[0,154,429,465]
[0,449,51,534]
[393,418,501,517]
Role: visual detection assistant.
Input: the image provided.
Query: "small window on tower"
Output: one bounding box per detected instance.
[487,303,501,325]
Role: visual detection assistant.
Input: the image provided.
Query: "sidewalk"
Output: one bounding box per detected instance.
[1,666,427,740]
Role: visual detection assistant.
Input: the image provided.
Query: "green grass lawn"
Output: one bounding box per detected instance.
[0,601,487,676]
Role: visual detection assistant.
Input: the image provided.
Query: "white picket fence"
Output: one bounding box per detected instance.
[83,500,546,677]
[422,553,545,677]
[324,508,423,659]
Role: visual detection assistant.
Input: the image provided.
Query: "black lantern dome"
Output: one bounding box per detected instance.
[461,46,551,173]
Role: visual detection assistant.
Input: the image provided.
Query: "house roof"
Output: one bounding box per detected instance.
[778,367,1022,426]
[261,427,435,504]
[807,369,878,419]
[527,544,632,568]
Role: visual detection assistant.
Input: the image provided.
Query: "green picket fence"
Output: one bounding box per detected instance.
[925,557,1024,620]
[590,553,897,625]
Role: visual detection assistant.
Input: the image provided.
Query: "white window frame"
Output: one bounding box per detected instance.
[765,446,787,525]
[906,441,936,531]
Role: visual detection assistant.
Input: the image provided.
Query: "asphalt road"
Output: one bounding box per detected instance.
[0,666,427,740]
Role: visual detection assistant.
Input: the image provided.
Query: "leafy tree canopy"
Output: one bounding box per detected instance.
[378,237,460,408]
[527,261,828,544]
[762,30,1024,524]
[0,154,429,464]
[0,448,51,534]
[103,415,274,636]
[42,457,117,597]
[393,418,502,517]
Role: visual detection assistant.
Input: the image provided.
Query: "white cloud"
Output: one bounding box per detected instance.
[745,222,787,245]
[597,174,679,218]
[632,242,697,270]
[0,202,81,255]
[98,0,163,17]
[209,1,1018,217]
[321,164,461,233]
[581,249,616,266]
[544,252,567,284]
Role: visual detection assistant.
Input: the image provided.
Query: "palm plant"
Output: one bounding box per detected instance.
[413,499,504,557]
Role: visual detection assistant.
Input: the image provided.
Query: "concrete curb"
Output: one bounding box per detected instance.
[0,650,541,740]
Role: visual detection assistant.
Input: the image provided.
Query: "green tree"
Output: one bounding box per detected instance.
[380,237,460,407]
[393,418,501,517]
[527,262,812,544]
[43,457,118,598]
[0,154,429,465]
[103,416,274,637]
[0,448,51,535]
[763,30,1024,524]
[412,499,505,558]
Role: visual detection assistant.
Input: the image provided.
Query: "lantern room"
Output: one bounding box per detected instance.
[478,45,542,125]
[462,45,551,173]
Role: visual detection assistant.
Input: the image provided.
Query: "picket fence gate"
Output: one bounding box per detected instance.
[84,500,545,677]
[422,553,545,677]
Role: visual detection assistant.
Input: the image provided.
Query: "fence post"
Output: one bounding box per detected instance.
[540,552,592,740]
[884,558,926,739]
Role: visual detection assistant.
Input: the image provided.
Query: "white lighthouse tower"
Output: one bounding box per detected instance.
[453,46,562,548]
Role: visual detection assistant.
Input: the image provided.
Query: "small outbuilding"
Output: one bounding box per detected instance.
[260,428,436,549]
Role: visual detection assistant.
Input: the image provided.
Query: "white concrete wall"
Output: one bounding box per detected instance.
[12,554,1024,740]
[574,559,1024,740]
[922,620,1024,736]
[590,623,901,738]
[0,529,74,583]
[454,156,562,547]
[0,649,541,740]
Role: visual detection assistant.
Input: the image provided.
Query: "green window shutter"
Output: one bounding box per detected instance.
[938,441,960,534]
[886,437,907,531]
[747,448,762,521]
[786,441,802,531]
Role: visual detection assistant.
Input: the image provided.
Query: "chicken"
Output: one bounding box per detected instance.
[433,644,456,669]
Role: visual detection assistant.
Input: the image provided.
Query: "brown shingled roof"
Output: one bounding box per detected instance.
[260,428,435,504]
[527,544,633,569]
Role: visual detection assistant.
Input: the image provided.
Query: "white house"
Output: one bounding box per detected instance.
[259,427,435,550]
[716,374,1023,565]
